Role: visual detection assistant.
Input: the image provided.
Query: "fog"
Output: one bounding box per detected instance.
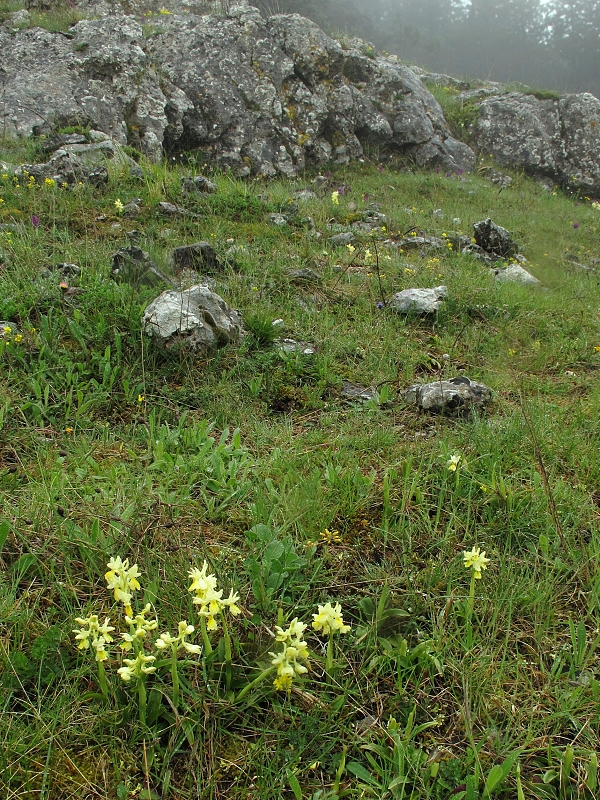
[256,0,600,97]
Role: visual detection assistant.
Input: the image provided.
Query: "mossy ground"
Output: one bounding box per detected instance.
[1,141,600,799]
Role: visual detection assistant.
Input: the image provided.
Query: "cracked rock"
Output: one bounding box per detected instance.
[402,376,492,414]
[143,285,243,352]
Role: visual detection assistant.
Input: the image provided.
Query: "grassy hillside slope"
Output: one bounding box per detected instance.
[1,137,600,799]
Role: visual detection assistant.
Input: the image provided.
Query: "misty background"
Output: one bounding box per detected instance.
[254,0,600,98]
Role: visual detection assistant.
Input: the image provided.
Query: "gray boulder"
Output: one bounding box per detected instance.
[471,91,600,195]
[473,219,518,259]
[143,285,243,352]
[403,376,492,414]
[181,175,217,194]
[389,286,447,314]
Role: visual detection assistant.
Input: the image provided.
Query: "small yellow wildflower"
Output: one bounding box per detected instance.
[594,346,600,353]
[463,546,490,579]
[114,198,124,213]
[446,454,461,472]
[137,394,145,403]
[73,615,115,662]
[312,602,351,635]
[44,178,55,188]
[188,561,241,631]
[105,556,142,616]
[155,620,202,655]
[331,190,339,204]
[13,334,23,343]
[346,243,355,254]
[320,528,341,544]
[270,618,310,691]
[117,652,156,682]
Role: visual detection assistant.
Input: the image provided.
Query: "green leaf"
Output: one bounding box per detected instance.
[11,553,36,579]
[483,752,519,796]
[346,762,383,788]
[0,520,10,554]
[288,771,302,800]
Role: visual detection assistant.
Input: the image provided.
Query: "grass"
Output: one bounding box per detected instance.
[1,141,600,800]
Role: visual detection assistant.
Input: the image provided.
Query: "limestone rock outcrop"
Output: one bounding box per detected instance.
[0,5,474,176]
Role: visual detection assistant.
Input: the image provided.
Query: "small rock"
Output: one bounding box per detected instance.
[170,243,221,274]
[491,264,540,285]
[181,175,217,194]
[389,286,448,314]
[402,376,492,415]
[157,201,193,218]
[328,232,356,247]
[143,285,243,352]
[276,338,316,355]
[340,381,375,401]
[268,212,288,226]
[123,199,142,218]
[473,218,518,258]
[111,247,173,288]
[40,133,87,154]
[88,130,110,143]
[396,235,444,250]
[294,189,317,202]
[286,268,321,284]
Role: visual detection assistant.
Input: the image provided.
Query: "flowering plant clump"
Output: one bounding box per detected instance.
[120,603,158,651]
[313,602,350,673]
[117,652,157,682]
[331,190,340,204]
[188,561,241,631]
[114,198,124,213]
[270,619,310,692]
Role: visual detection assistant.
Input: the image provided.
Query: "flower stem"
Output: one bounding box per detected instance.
[222,615,233,692]
[466,571,476,649]
[325,633,334,674]
[200,617,213,656]
[171,646,180,708]
[138,677,147,727]
[234,665,276,704]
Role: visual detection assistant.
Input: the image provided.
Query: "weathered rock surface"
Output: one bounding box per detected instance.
[143,285,243,352]
[470,92,600,194]
[403,376,492,414]
[491,264,540,285]
[0,6,473,175]
[170,243,221,274]
[111,246,173,288]
[473,219,518,259]
[415,69,600,195]
[389,286,448,314]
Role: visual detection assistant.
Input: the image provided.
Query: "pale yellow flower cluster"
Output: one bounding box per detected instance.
[463,546,490,579]
[120,603,158,651]
[188,561,241,631]
[155,621,202,655]
[117,652,156,682]
[270,619,310,692]
[72,614,115,662]
[312,602,351,636]
[331,190,339,204]
[104,556,142,616]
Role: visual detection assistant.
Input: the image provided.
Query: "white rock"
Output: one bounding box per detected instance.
[389,286,448,314]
